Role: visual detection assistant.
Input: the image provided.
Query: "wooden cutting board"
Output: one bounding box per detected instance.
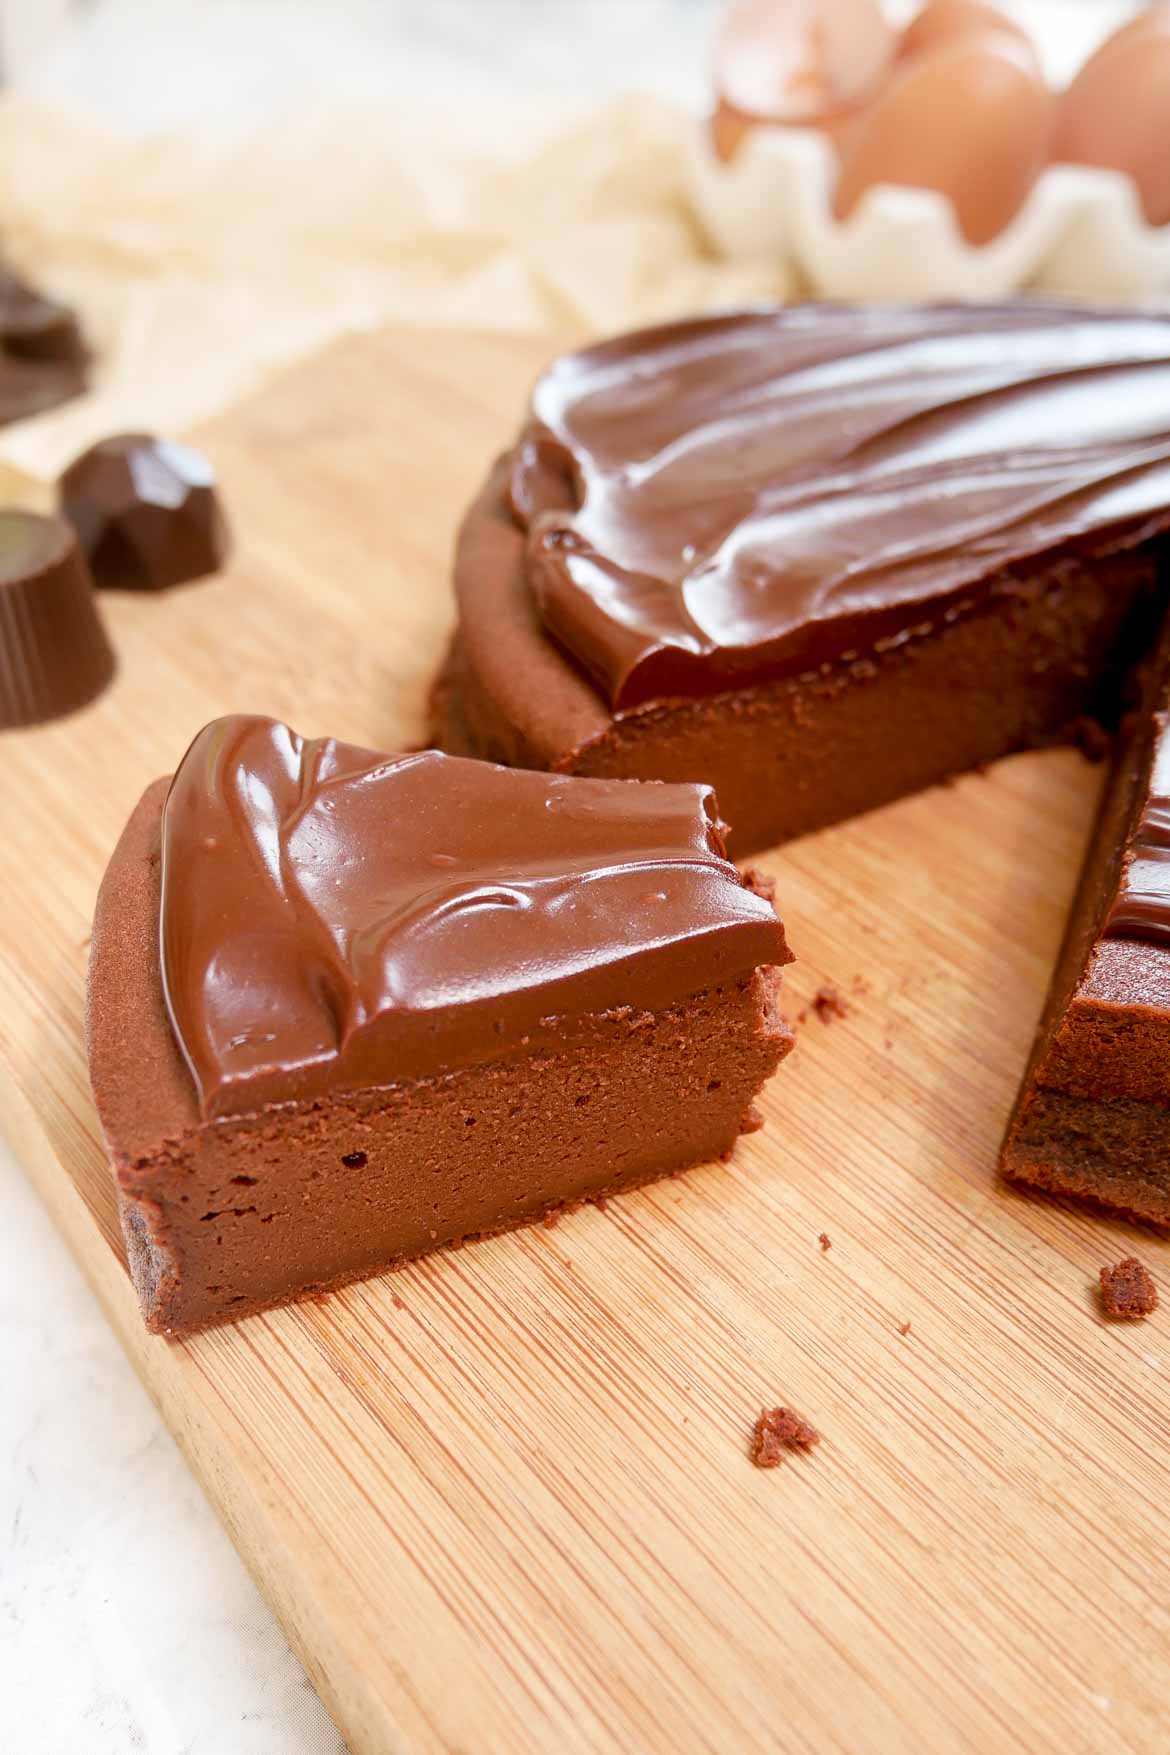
[2,326,1169,1755]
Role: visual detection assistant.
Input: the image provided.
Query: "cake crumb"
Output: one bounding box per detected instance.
[809,983,849,1024]
[897,1320,912,1336]
[740,1103,765,1134]
[818,1232,832,1252]
[592,1195,608,1212]
[391,1293,406,1311]
[750,1406,821,1468]
[1099,1257,1158,1319]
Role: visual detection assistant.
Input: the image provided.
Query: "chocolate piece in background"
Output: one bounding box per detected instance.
[0,266,89,427]
[60,433,230,590]
[0,510,115,729]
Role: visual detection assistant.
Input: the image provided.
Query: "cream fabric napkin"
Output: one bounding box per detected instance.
[0,89,789,480]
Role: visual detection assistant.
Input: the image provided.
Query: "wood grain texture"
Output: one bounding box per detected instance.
[2,327,1169,1755]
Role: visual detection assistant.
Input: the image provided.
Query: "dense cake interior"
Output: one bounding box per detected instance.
[123,964,783,1334]
[1001,632,1170,1221]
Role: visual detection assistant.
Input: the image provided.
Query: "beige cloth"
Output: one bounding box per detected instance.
[0,90,789,480]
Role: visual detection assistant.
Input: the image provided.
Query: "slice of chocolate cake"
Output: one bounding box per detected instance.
[433,303,1170,854]
[1001,631,1170,1224]
[87,716,792,1335]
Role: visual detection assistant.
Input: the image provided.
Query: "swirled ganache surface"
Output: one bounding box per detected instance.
[159,716,788,1120]
[510,304,1170,710]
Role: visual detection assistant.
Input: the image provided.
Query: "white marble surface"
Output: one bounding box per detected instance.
[0,1139,348,1755]
[0,2,1139,1751]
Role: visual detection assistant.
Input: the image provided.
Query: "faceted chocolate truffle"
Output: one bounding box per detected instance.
[59,433,229,591]
[0,511,115,729]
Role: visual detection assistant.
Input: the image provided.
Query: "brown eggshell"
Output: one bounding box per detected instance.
[713,0,894,126]
[1053,7,1170,226]
[832,33,1054,246]
[899,0,1037,63]
[1069,2,1170,60]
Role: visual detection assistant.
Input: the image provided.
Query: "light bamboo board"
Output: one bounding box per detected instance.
[2,326,1169,1755]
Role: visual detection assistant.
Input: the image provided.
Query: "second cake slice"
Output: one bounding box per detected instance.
[87,715,793,1335]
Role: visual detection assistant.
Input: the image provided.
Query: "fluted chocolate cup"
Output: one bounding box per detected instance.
[0,511,115,729]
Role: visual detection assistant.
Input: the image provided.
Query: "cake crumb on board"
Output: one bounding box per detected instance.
[897,1320,912,1336]
[797,984,850,1025]
[750,1406,821,1468]
[1099,1257,1158,1319]
[818,1232,832,1252]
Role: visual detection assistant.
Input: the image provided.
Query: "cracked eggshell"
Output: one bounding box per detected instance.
[712,0,894,126]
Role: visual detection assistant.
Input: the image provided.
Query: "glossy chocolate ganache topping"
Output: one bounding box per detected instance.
[511,304,1170,710]
[160,716,787,1119]
[1106,710,1170,950]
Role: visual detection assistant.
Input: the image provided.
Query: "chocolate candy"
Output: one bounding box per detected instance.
[59,433,229,591]
[0,268,86,365]
[0,511,115,729]
[0,267,88,427]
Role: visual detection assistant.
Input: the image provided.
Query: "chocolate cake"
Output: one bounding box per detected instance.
[433,303,1170,856]
[87,715,792,1335]
[1001,630,1170,1225]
